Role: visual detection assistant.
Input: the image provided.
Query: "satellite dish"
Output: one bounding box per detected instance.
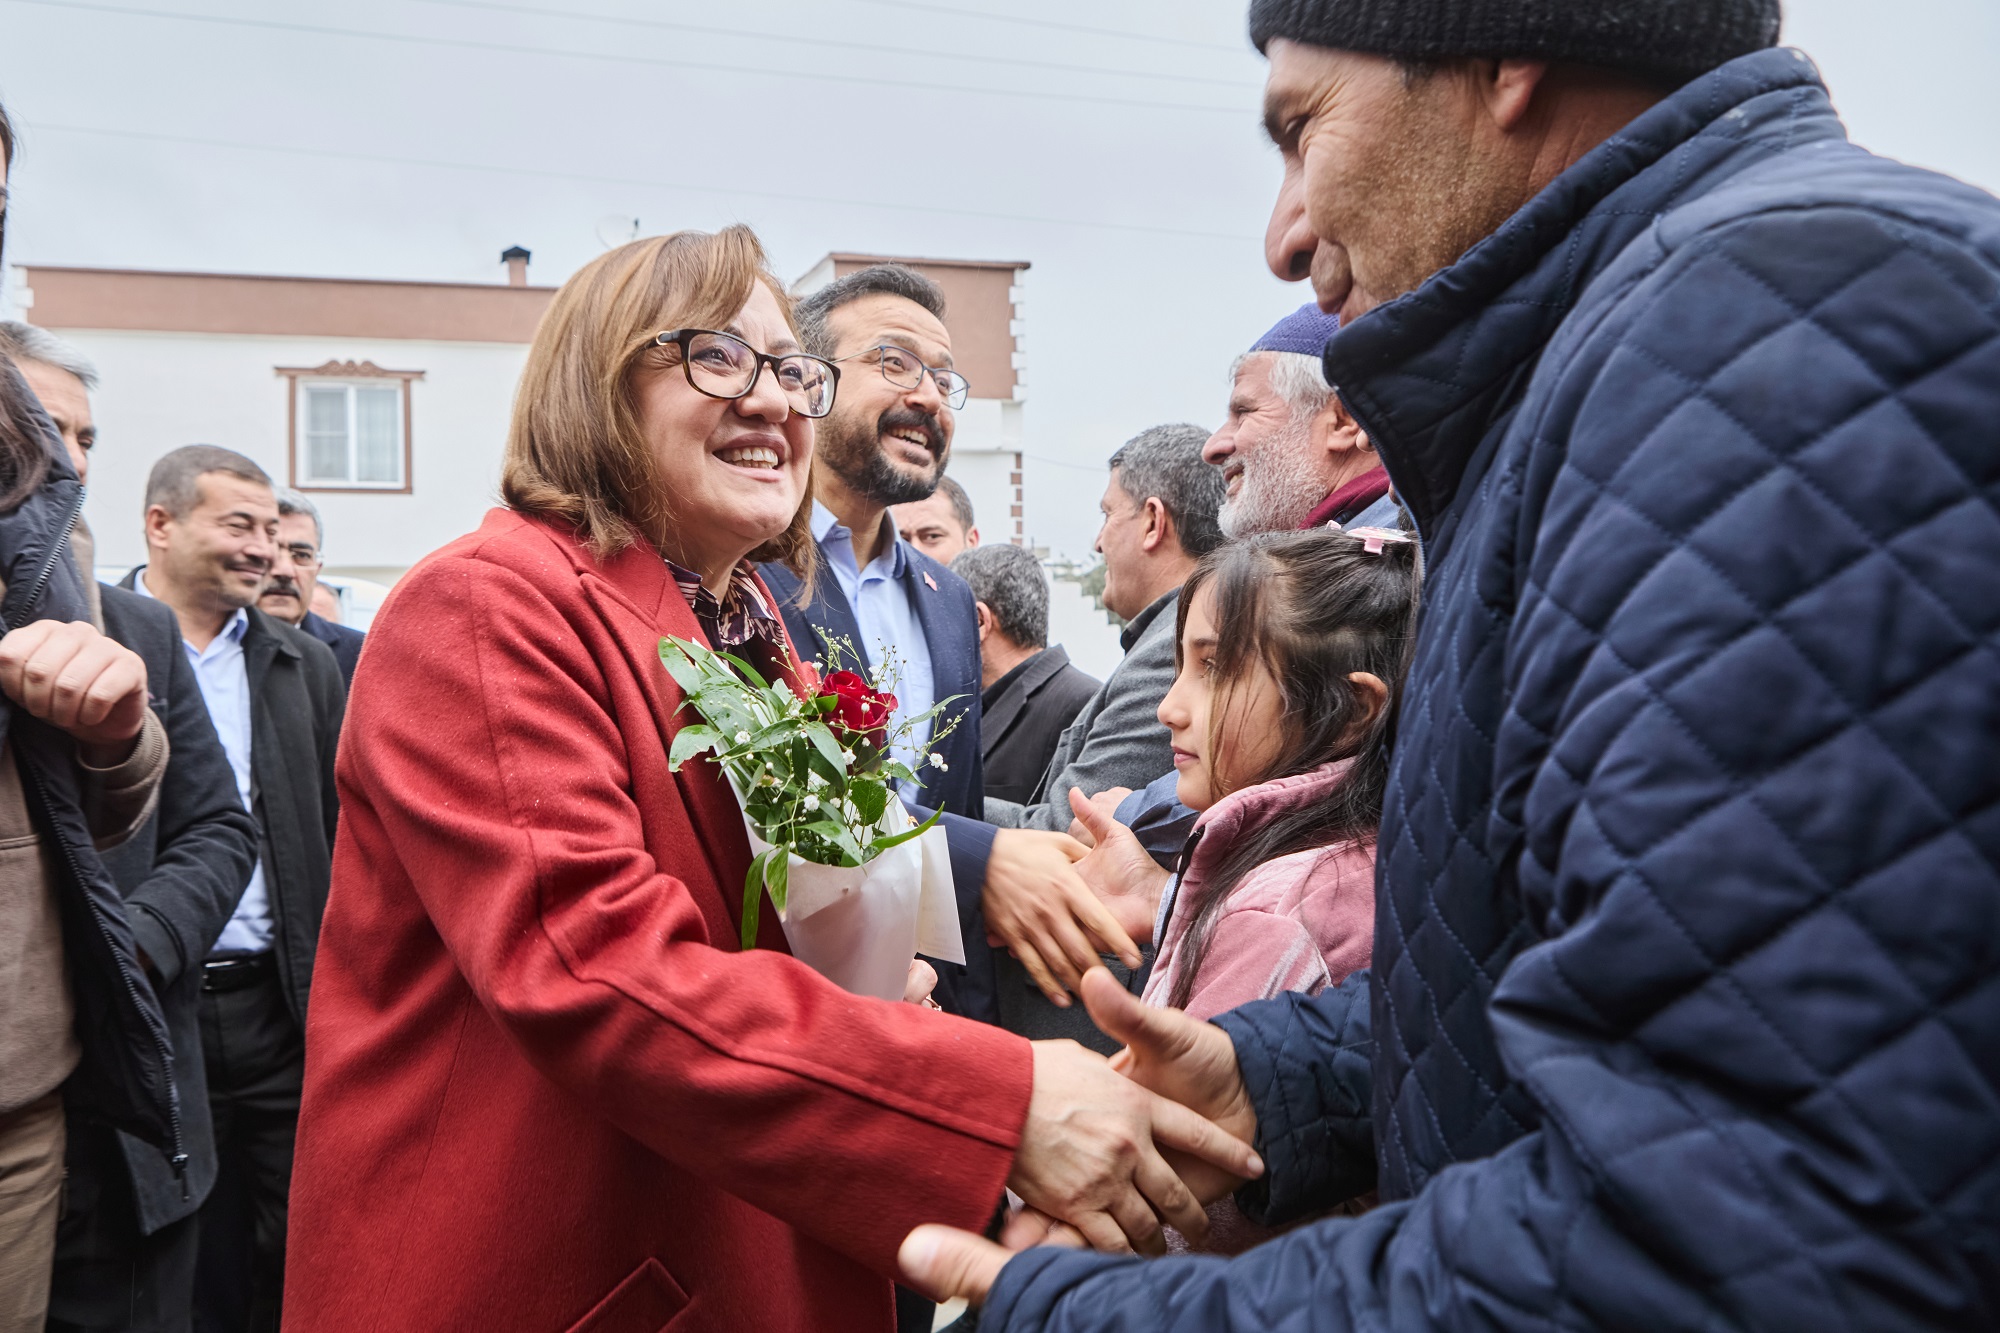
[594,215,641,249]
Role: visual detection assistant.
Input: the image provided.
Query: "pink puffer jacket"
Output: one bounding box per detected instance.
[1141,761,1377,1254]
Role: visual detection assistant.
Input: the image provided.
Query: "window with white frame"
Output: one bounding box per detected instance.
[278,361,422,492]
[303,381,400,486]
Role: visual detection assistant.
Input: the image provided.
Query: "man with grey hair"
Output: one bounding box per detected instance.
[0,321,97,483]
[258,488,364,685]
[981,423,1223,1050]
[1205,303,1399,537]
[952,543,1098,806]
[987,423,1225,833]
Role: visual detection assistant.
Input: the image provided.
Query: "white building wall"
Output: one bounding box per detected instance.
[941,396,1021,547]
[52,328,528,578]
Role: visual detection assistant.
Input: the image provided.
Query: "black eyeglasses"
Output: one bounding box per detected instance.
[654,329,839,419]
[832,344,970,410]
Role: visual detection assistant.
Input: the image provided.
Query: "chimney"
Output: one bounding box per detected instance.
[500,245,531,288]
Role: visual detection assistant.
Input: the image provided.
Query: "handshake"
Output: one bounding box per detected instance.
[899,967,1260,1309]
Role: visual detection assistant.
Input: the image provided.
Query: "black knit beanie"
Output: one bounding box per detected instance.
[1249,0,1782,84]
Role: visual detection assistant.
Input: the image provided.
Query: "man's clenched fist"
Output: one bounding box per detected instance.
[0,619,150,762]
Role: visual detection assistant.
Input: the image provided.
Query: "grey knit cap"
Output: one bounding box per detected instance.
[1249,0,1782,84]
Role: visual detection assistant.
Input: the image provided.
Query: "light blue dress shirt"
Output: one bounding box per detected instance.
[135,568,271,956]
[811,501,936,788]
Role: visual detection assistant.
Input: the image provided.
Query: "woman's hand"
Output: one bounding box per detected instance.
[983,829,1141,1006]
[0,620,150,763]
[903,958,939,1008]
[1067,789,1171,947]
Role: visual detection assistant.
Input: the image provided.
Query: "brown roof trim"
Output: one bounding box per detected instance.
[825,252,1031,272]
[21,265,557,344]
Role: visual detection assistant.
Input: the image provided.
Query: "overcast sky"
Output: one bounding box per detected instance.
[3,0,1995,560]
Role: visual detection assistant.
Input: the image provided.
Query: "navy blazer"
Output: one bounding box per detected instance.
[758,537,999,1020]
[300,609,365,687]
[755,541,983,817]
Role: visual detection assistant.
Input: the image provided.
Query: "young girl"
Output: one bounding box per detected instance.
[1071,524,1418,1250]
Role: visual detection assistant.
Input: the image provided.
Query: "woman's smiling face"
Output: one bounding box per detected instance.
[632,281,814,585]
[1157,584,1287,811]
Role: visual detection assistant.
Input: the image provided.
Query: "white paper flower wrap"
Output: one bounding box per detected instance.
[734,784,963,1001]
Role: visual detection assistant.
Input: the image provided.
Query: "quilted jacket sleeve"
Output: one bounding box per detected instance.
[982,206,2000,1329]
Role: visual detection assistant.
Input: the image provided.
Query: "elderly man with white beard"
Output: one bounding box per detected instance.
[1205,305,1402,537]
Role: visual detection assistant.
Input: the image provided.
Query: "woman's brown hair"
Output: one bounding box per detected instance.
[1166,527,1420,1009]
[501,225,815,571]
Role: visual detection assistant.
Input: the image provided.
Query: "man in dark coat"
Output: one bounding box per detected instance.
[949,543,1098,807]
[3,319,264,1333]
[257,489,363,687]
[904,2,2000,1328]
[50,583,259,1333]
[123,447,344,1333]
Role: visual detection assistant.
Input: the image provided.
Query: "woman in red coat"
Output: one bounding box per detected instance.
[282,228,1249,1333]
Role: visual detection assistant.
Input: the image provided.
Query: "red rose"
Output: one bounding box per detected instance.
[821,671,895,754]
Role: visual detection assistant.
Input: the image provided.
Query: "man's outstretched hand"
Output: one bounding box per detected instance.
[1082,967,1259,1207]
[1006,1035,1260,1256]
[1068,788,1171,945]
[984,828,1142,1006]
[904,970,1266,1308]
[900,1224,1015,1308]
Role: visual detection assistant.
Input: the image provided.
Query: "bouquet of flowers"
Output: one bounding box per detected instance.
[660,636,964,1000]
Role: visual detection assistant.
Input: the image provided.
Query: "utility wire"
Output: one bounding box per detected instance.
[847,0,1250,55]
[3,0,1253,118]
[24,120,1264,244]
[407,0,1262,90]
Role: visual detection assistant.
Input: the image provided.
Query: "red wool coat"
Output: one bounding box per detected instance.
[283,509,1032,1333]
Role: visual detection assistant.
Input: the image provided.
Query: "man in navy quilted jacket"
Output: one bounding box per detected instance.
[903,0,2000,1327]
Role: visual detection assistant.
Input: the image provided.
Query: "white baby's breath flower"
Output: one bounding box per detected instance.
[734,730,752,744]
[802,794,819,811]
[807,771,827,789]
[841,749,855,765]
[928,753,948,772]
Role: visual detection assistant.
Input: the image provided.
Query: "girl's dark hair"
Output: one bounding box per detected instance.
[0,104,52,515]
[1167,527,1420,1009]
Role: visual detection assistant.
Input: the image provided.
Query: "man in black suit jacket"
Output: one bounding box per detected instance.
[50,580,262,1333]
[257,488,364,686]
[950,543,1099,805]
[122,446,345,1333]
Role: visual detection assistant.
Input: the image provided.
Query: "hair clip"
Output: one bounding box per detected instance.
[1337,525,1412,556]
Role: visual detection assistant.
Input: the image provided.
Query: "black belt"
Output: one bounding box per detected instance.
[201,953,276,993]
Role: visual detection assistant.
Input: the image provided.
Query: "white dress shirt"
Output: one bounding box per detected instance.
[134,568,271,955]
[811,502,936,788]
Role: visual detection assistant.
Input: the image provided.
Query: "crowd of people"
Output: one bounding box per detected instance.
[1,0,1997,1328]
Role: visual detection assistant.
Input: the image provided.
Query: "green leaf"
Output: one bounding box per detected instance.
[849,777,888,826]
[764,850,789,916]
[668,724,722,769]
[803,819,867,867]
[718,650,772,688]
[740,847,775,950]
[871,806,941,852]
[803,720,850,775]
